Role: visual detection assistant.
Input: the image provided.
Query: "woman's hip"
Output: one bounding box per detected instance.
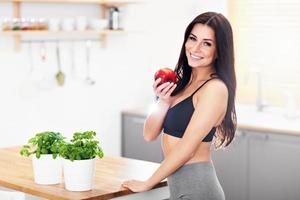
[167,161,225,200]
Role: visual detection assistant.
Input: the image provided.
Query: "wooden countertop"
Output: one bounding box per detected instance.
[0,146,167,200]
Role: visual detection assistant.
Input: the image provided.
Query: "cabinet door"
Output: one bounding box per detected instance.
[211,130,248,200]
[121,113,163,163]
[248,131,300,200]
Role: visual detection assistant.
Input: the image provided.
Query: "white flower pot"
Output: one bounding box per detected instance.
[32,154,62,185]
[63,158,95,191]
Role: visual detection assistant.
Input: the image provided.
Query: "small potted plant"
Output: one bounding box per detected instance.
[59,131,104,191]
[20,131,64,185]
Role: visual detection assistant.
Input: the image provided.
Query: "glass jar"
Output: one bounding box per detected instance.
[38,18,48,30]
[2,18,12,31]
[30,18,39,30]
[21,18,30,30]
[12,18,21,31]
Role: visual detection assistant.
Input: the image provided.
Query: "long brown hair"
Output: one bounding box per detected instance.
[172,12,237,148]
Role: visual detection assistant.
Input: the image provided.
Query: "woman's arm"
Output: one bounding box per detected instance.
[122,80,228,192]
[143,79,177,142]
[146,80,228,187]
[143,100,171,141]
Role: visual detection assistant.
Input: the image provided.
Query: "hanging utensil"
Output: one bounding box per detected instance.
[28,41,42,83]
[55,41,65,86]
[28,41,34,73]
[39,41,47,62]
[85,40,95,85]
[70,41,76,78]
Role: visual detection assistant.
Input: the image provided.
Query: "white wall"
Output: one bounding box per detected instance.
[0,0,227,156]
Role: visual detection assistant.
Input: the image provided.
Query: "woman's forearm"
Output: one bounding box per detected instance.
[143,101,170,141]
[146,139,195,187]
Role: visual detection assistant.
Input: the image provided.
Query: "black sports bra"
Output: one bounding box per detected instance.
[162,78,217,142]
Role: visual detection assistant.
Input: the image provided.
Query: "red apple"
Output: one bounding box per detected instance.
[154,68,177,85]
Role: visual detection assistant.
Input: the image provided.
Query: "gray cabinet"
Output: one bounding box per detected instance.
[212,130,300,200]
[248,131,300,200]
[212,130,248,200]
[121,113,163,163]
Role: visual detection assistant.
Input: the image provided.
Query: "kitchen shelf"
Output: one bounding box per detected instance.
[0,29,124,36]
[0,29,125,45]
[0,0,139,50]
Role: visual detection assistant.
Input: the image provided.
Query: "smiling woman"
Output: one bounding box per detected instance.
[122,12,236,200]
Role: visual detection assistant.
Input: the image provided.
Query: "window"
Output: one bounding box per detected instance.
[229,0,300,107]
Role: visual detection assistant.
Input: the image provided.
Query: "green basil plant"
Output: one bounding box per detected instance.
[20,131,64,159]
[59,131,104,161]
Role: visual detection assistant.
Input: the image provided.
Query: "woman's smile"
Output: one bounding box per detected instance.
[190,53,203,60]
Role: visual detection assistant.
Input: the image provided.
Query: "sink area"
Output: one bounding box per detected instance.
[236,104,300,135]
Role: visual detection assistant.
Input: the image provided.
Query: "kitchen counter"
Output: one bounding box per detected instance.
[0,146,167,200]
[122,103,300,136]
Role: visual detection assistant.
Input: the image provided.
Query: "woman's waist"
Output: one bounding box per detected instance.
[162,133,212,164]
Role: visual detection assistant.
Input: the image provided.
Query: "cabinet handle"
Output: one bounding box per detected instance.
[131,117,145,124]
[264,134,269,140]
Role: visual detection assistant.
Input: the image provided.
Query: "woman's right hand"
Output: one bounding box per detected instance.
[153,78,177,105]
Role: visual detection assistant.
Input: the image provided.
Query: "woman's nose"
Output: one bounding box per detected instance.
[191,41,203,52]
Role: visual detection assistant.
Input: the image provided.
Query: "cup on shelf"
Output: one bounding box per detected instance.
[62,18,75,31]
[89,18,108,31]
[48,18,61,31]
[75,16,87,31]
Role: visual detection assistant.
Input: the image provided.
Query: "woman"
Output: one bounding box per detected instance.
[122,12,236,200]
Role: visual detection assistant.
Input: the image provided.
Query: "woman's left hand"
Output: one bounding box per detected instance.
[121,179,152,192]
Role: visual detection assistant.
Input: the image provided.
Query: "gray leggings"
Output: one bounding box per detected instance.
[167,161,225,200]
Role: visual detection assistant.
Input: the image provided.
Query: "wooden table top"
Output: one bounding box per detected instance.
[0,146,167,200]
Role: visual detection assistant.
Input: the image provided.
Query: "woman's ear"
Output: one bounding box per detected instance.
[214,53,218,60]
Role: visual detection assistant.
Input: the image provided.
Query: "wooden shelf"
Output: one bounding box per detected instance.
[0,0,139,6]
[0,30,125,48]
[0,29,125,36]
[0,0,138,50]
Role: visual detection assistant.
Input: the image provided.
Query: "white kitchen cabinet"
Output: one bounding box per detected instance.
[248,131,300,200]
[212,130,248,200]
[121,113,163,163]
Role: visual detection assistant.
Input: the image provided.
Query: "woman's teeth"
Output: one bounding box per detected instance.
[190,53,203,60]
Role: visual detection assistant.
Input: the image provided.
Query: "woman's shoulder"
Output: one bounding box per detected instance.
[208,78,227,91]
[195,78,228,99]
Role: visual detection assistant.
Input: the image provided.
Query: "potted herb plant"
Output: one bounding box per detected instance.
[20,131,64,185]
[59,131,104,191]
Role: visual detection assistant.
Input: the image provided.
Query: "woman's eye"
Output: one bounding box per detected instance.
[203,42,212,46]
[188,36,196,41]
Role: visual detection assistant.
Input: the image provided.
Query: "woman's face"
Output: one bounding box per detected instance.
[185,23,217,68]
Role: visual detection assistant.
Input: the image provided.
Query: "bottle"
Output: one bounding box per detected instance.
[109,7,120,30]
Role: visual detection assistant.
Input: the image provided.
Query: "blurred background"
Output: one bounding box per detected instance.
[0,0,299,199]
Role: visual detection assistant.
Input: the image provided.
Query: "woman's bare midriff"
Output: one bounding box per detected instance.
[161,133,212,164]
